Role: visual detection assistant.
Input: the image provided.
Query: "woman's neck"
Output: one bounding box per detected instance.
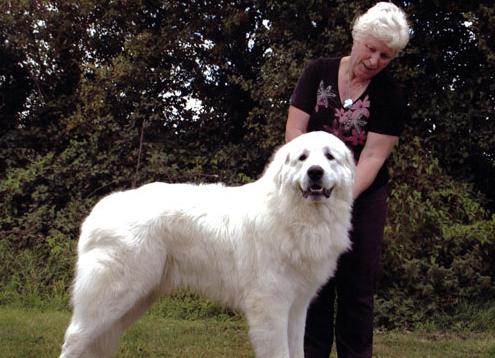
[343,56,369,86]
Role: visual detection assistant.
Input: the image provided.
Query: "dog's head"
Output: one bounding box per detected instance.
[267,131,355,203]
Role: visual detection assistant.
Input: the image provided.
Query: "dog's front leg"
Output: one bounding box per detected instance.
[244,296,291,358]
[287,294,313,358]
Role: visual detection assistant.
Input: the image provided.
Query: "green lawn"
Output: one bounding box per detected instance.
[1,306,494,357]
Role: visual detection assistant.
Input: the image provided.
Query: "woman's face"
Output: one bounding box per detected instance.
[349,36,396,81]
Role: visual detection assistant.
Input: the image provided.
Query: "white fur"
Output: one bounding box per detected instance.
[59,131,355,358]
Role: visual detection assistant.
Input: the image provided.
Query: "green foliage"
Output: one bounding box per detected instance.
[399,1,495,210]
[0,0,494,329]
[376,137,495,328]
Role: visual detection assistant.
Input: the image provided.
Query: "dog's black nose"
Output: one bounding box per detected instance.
[307,165,324,181]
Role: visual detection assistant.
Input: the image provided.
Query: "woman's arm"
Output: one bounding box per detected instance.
[353,132,398,199]
[285,105,310,142]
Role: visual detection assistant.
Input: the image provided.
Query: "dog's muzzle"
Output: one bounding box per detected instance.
[301,165,334,200]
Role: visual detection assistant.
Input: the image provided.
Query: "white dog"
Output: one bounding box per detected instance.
[59,131,355,358]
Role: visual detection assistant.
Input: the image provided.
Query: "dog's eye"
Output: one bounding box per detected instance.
[298,153,308,161]
[325,152,335,161]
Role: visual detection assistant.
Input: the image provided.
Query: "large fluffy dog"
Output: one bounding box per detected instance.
[59,131,355,358]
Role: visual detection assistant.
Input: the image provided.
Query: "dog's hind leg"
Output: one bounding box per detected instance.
[84,289,161,357]
[59,250,166,358]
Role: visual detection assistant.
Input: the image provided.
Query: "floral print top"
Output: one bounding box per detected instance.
[290,57,408,192]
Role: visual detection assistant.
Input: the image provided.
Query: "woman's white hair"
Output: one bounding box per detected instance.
[352,2,411,53]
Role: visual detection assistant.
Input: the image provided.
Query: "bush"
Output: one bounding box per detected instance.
[1,134,493,330]
[376,137,495,328]
[0,146,94,307]
[0,126,258,308]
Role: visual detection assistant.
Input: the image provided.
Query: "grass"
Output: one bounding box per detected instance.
[1,304,495,358]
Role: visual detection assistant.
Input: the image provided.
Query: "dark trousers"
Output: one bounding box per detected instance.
[304,185,389,358]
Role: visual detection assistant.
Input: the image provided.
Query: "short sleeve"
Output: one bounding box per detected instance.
[289,59,323,115]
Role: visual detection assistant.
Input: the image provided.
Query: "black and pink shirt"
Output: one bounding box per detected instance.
[290,57,408,192]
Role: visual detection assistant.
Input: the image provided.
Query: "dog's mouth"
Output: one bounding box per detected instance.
[301,184,333,199]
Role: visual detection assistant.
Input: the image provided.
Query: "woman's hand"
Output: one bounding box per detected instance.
[353,132,398,199]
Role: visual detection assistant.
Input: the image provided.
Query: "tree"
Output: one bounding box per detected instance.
[399,0,495,210]
[0,0,493,326]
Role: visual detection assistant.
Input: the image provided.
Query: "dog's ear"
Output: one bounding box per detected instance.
[344,148,356,183]
[261,144,288,186]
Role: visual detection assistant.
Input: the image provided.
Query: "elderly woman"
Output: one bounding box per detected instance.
[285,2,411,357]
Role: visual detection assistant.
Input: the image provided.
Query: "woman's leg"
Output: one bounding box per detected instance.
[304,277,336,358]
[335,185,388,358]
